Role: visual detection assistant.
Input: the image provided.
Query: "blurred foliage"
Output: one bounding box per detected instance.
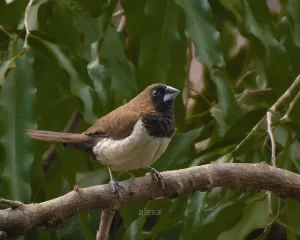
[0,0,300,239]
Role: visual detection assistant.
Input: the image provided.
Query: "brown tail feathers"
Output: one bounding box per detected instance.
[26,129,97,159]
[26,130,91,143]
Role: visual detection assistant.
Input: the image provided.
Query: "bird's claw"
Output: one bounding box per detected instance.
[147,167,165,189]
[110,179,124,199]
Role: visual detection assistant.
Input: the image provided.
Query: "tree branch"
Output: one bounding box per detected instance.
[267,111,276,167]
[96,208,117,240]
[23,0,34,49]
[233,75,300,154]
[1,163,300,236]
[0,198,24,209]
[282,90,300,120]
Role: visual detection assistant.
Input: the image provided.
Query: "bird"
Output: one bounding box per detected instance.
[26,83,180,197]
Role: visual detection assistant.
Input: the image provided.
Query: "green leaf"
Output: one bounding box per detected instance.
[175,0,243,125]
[76,168,108,188]
[180,192,207,240]
[98,25,137,98]
[0,50,24,85]
[0,58,13,85]
[121,0,146,65]
[153,128,202,171]
[281,199,300,234]
[210,106,229,137]
[290,139,300,172]
[224,108,267,139]
[279,13,300,77]
[28,34,98,124]
[175,0,223,67]
[199,202,245,239]
[79,212,95,240]
[87,58,113,115]
[123,214,146,240]
[0,0,27,28]
[57,214,82,240]
[137,0,186,88]
[61,0,107,18]
[120,202,147,233]
[273,125,290,148]
[282,121,300,139]
[220,0,294,96]
[218,199,268,240]
[0,51,36,202]
[152,196,188,238]
[29,57,87,201]
[286,0,300,48]
[212,71,244,125]
[27,0,49,31]
[38,154,63,200]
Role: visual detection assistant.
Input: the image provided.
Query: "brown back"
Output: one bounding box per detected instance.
[84,84,160,140]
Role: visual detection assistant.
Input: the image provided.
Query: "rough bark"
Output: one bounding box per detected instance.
[1,163,300,236]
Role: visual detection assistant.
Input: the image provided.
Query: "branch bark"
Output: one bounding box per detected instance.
[96,208,117,240]
[1,163,300,236]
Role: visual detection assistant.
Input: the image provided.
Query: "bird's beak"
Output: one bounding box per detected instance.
[163,86,180,102]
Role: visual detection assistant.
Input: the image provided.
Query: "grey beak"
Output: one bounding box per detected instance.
[163,86,180,102]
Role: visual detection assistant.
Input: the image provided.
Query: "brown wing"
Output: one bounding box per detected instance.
[84,107,140,140]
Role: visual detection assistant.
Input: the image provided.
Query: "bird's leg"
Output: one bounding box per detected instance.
[107,166,124,198]
[146,166,165,189]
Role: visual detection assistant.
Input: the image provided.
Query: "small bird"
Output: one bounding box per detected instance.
[27,84,179,197]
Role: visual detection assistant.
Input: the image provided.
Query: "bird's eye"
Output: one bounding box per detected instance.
[152,90,160,96]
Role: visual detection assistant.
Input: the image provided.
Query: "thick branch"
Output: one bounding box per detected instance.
[1,163,300,235]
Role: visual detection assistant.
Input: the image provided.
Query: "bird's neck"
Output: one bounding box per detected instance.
[141,107,175,138]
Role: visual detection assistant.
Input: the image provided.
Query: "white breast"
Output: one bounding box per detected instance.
[92,119,171,171]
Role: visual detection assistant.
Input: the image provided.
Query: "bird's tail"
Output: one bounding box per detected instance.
[26,129,91,144]
[26,129,96,159]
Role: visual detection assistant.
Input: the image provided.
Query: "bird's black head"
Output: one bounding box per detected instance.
[150,84,180,113]
[128,83,180,137]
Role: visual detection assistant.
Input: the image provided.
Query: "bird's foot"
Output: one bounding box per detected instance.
[107,166,124,199]
[146,166,165,189]
[109,178,124,199]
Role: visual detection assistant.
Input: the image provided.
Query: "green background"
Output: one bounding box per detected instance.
[1,0,300,239]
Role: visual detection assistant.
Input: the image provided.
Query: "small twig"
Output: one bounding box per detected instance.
[267,198,283,228]
[0,25,13,39]
[259,198,284,238]
[235,69,258,88]
[112,10,124,17]
[267,111,276,167]
[117,15,126,33]
[270,75,300,112]
[233,75,300,154]
[184,85,214,107]
[23,0,34,49]
[267,192,273,216]
[282,90,300,120]
[0,198,24,209]
[232,116,266,154]
[184,39,193,102]
[236,88,274,102]
[96,208,117,240]
[186,39,193,81]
